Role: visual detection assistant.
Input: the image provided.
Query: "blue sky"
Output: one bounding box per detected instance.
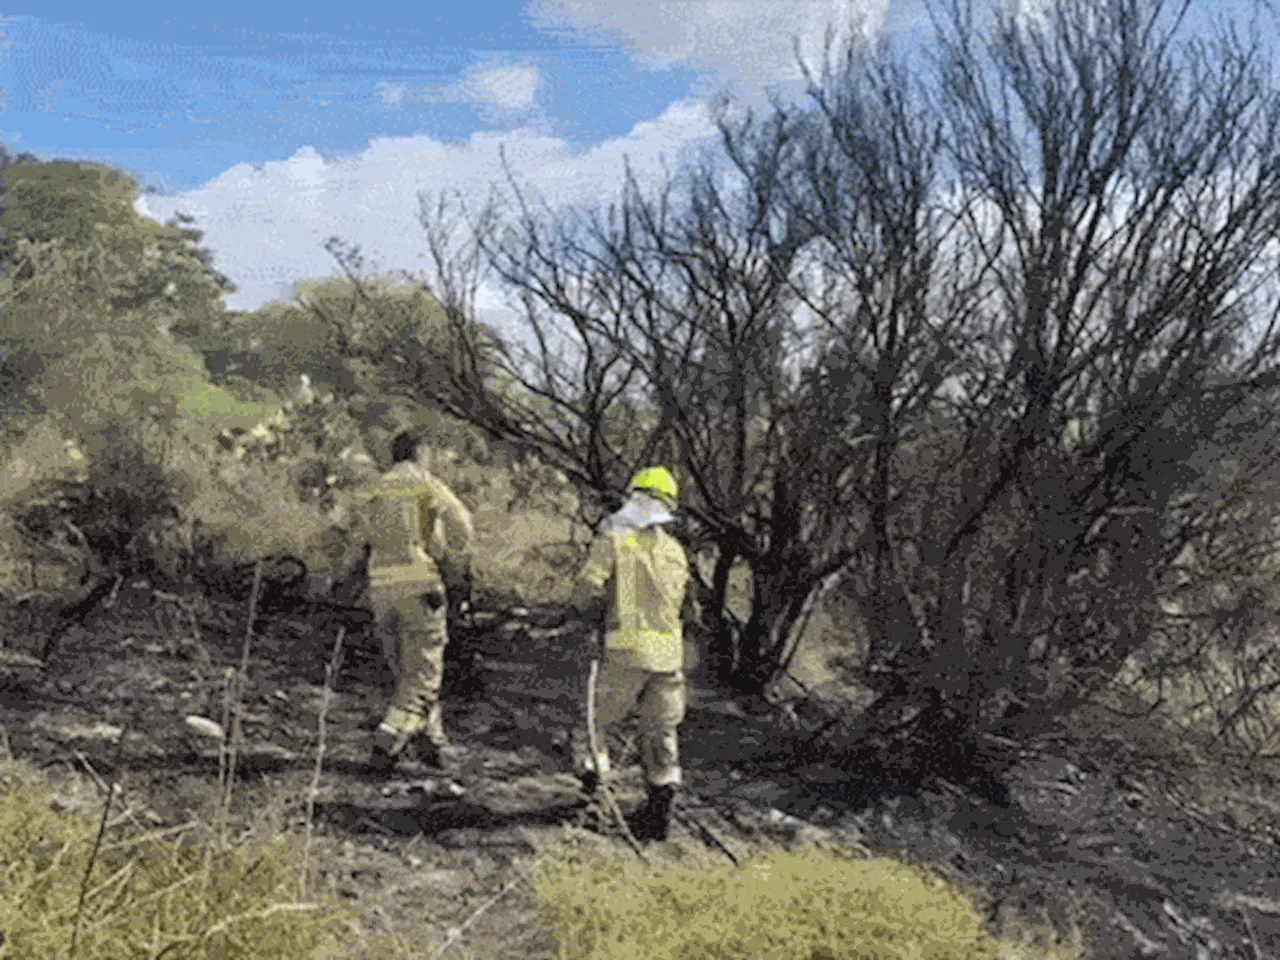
[0,0,706,192]
[1,0,1275,313]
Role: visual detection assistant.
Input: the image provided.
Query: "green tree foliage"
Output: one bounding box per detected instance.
[224,254,503,458]
[1,161,140,254]
[181,263,485,409]
[0,157,233,442]
[0,154,248,608]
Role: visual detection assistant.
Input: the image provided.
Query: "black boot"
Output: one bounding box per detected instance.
[630,784,676,842]
[406,735,458,774]
[368,727,400,775]
[443,653,485,700]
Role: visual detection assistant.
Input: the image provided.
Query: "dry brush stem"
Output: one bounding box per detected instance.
[219,559,263,836]
[301,626,346,899]
[87,871,204,939]
[69,781,119,960]
[74,749,148,833]
[150,902,323,958]
[215,666,235,834]
[99,820,200,855]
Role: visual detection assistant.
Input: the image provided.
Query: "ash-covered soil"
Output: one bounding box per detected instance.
[3,580,1279,959]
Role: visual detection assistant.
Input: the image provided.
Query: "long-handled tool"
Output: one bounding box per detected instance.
[603,723,747,866]
[586,652,649,861]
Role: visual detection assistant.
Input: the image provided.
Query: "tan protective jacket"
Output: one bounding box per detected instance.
[353,460,474,601]
[577,523,692,673]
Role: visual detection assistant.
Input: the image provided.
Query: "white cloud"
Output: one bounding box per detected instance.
[461,63,542,114]
[135,100,717,317]
[376,82,409,107]
[526,0,890,97]
[372,61,543,120]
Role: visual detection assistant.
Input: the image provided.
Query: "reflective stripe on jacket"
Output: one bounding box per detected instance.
[579,524,690,673]
[354,461,473,595]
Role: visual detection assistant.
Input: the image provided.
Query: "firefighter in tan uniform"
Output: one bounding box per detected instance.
[573,467,697,842]
[353,427,475,773]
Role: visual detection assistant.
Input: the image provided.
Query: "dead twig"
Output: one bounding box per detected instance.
[153,902,322,957]
[1238,906,1264,960]
[103,574,124,609]
[73,750,113,795]
[427,877,517,960]
[99,820,200,854]
[358,816,397,837]
[69,782,119,960]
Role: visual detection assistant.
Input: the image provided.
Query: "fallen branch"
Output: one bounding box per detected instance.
[1113,910,1164,958]
[0,649,45,672]
[104,574,124,609]
[672,807,741,867]
[1223,892,1280,917]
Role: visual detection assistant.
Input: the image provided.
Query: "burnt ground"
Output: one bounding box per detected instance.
[3,579,1280,959]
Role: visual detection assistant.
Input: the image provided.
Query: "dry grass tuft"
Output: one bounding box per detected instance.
[0,760,360,959]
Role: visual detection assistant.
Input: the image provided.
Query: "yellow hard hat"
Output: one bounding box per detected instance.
[629,466,679,508]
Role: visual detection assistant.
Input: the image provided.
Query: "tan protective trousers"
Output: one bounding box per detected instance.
[576,656,687,788]
[370,585,450,755]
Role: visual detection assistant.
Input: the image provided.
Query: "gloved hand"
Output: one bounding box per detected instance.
[446,566,474,620]
[330,571,369,606]
[330,544,371,605]
[580,595,607,629]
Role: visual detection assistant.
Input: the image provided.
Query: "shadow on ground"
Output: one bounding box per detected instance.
[317,797,589,844]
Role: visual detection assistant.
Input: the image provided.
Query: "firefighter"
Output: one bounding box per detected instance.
[573,466,697,842]
[352,425,475,774]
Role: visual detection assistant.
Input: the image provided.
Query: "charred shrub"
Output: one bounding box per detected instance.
[11,424,182,589]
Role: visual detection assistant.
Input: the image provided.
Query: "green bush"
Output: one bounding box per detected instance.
[529,839,1083,960]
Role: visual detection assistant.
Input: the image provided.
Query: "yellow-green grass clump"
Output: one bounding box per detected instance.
[529,837,1083,960]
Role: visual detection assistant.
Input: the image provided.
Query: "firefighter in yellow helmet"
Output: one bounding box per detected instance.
[573,466,698,842]
[352,426,475,774]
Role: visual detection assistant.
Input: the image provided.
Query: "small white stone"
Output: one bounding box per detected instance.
[184,716,226,741]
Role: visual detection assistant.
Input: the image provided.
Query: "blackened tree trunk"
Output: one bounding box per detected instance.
[703,544,742,684]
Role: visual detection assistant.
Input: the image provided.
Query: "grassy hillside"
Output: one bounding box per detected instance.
[171,348,280,433]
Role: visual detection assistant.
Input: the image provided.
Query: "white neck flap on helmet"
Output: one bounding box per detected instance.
[609,491,675,532]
